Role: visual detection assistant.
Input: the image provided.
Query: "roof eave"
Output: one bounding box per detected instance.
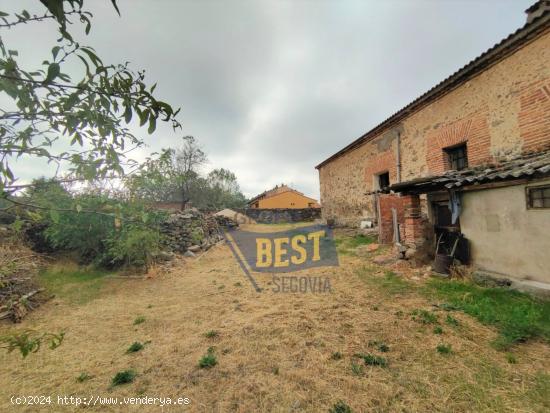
[315,13,550,170]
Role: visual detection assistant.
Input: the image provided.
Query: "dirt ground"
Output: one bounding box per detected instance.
[1,226,549,412]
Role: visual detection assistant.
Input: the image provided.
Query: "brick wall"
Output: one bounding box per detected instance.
[519,80,550,153]
[319,29,550,226]
[378,194,405,243]
[426,110,492,174]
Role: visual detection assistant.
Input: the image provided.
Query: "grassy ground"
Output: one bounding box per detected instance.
[0,227,549,412]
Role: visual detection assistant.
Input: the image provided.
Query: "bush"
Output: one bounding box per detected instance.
[111,370,136,386]
[20,179,167,269]
[198,347,217,368]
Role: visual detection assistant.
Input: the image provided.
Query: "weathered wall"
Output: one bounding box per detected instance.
[255,191,320,209]
[319,28,550,226]
[239,208,321,224]
[460,180,550,284]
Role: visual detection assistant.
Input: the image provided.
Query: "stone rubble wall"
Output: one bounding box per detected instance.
[159,208,237,253]
[236,208,321,224]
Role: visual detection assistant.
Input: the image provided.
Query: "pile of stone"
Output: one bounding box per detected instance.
[159,208,235,255]
[214,214,239,230]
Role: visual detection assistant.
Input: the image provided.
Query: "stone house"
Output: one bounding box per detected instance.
[247,184,321,209]
[316,1,550,287]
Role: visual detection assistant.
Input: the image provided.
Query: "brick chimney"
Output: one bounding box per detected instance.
[525,0,550,23]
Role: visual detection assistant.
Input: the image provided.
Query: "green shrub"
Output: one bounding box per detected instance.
[199,347,217,368]
[126,342,144,353]
[446,315,459,326]
[330,351,343,360]
[76,372,92,382]
[133,316,146,325]
[436,344,452,354]
[111,370,136,386]
[22,181,166,269]
[433,326,444,335]
[205,330,219,338]
[329,400,353,413]
[350,361,363,376]
[411,309,438,324]
[356,353,388,367]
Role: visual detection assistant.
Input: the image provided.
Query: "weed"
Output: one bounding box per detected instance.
[362,269,411,295]
[355,353,388,367]
[205,330,219,338]
[433,326,444,335]
[198,347,217,369]
[147,304,153,309]
[371,305,379,311]
[411,309,438,324]
[436,344,452,354]
[446,315,459,326]
[234,282,242,287]
[76,372,92,383]
[330,351,343,360]
[271,366,279,375]
[424,279,550,349]
[111,370,136,386]
[133,316,146,325]
[218,285,225,290]
[39,265,110,305]
[367,340,389,352]
[505,353,517,364]
[126,342,144,353]
[329,400,353,413]
[350,361,364,376]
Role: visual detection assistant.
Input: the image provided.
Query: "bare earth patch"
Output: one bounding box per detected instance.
[1,227,549,412]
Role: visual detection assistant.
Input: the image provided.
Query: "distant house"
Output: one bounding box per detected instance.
[247,184,321,209]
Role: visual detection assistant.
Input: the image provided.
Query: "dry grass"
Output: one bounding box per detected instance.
[0,225,549,412]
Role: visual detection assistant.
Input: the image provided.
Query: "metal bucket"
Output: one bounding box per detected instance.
[433,253,453,274]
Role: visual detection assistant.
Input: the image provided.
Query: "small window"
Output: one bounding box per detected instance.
[527,185,550,209]
[445,144,468,170]
[377,172,390,189]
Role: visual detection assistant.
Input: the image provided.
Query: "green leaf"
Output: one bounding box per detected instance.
[52,46,61,60]
[44,63,60,84]
[49,209,60,224]
[111,0,121,16]
[40,0,65,26]
[138,109,149,127]
[124,105,132,124]
[147,116,156,134]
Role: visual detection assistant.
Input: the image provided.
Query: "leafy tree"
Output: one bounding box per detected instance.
[0,0,181,202]
[128,136,207,209]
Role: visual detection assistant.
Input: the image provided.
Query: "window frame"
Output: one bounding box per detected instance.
[526,184,550,210]
[375,171,390,190]
[445,143,468,171]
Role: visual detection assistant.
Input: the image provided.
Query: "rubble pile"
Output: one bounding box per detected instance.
[0,226,48,322]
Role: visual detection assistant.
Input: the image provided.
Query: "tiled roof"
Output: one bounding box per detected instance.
[316,6,550,169]
[389,149,550,194]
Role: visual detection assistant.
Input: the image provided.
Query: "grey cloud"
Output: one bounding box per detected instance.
[3,0,534,199]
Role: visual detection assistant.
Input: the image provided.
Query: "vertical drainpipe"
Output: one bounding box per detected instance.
[396,131,402,183]
[395,131,402,247]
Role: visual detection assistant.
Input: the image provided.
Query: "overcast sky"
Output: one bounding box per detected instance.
[2,0,535,199]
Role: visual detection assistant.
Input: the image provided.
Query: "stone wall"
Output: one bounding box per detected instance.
[238,208,321,224]
[318,28,550,226]
[160,209,235,253]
